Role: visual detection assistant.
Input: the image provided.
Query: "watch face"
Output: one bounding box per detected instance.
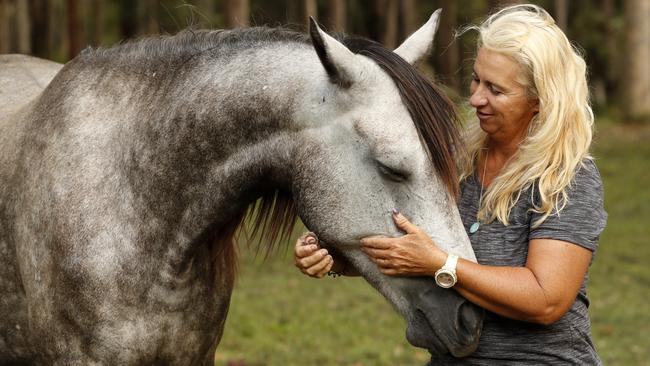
[436,271,456,288]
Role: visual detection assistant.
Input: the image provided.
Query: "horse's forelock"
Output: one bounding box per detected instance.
[343,37,464,199]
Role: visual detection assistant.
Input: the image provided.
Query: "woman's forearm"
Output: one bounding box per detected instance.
[450,238,592,325]
[454,260,562,324]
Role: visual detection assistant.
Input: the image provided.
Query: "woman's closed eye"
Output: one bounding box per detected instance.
[488,84,502,95]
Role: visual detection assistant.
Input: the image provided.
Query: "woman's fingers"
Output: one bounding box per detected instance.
[362,246,391,260]
[360,237,393,249]
[295,244,319,258]
[304,254,333,278]
[295,249,329,269]
[295,232,320,257]
[392,211,420,234]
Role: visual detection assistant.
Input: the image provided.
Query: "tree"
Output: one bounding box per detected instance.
[0,0,11,54]
[67,0,80,59]
[623,0,650,121]
[90,0,104,46]
[139,0,158,35]
[48,0,67,61]
[193,0,214,28]
[554,0,568,32]
[224,0,249,28]
[324,0,346,32]
[372,0,399,48]
[437,0,461,93]
[304,0,317,25]
[487,0,522,11]
[400,0,417,40]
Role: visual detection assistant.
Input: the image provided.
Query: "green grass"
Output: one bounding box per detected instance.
[215,121,650,366]
[589,121,650,365]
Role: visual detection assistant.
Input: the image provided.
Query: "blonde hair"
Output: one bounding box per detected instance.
[458,4,594,227]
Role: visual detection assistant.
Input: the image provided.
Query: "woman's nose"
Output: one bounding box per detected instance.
[469,88,488,108]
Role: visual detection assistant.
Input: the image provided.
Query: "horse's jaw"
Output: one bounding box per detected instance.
[334,247,483,357]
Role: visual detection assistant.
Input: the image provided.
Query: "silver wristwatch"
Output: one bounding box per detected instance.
[434,253,459,288]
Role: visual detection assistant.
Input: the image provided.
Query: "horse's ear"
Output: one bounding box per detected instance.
[393,9,442,66]
[309,17,357,88]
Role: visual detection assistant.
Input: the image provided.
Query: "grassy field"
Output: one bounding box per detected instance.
[214,121,650,366]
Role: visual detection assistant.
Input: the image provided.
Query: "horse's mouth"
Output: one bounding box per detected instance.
[406,309,447,355]
[407,306,482,357]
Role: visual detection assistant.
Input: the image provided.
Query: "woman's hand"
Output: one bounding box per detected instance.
[361,211,447,276]
[294,232,334,278]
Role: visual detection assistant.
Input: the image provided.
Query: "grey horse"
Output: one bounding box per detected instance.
[0,13,483,365]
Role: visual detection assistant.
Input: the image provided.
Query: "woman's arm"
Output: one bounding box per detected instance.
[361,212,592,325]
[454,239,591,324]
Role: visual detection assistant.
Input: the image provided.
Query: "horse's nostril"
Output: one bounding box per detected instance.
[459,301,484,337]
[445,301,484,357]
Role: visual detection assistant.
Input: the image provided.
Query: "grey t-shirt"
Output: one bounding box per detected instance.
[430,159,607,365]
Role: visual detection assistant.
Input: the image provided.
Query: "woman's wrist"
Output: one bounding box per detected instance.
[429,250,450,277]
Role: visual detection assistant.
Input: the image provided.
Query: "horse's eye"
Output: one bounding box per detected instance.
[377,162,408,182]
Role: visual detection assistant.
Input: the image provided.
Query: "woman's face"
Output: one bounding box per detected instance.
[469,48,538,144]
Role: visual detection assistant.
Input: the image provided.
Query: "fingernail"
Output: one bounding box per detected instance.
[392,208,400,216]
[320,249,328,255]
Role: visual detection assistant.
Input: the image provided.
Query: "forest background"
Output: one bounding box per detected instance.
[1,0,649,365]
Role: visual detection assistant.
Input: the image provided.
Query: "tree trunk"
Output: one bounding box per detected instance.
[48,0,67,61]
[138,0,158,35]
[0,0,12,53]
[400,0,417,40]
[303,0,317,27]
[67,0,80,59]
[224,0,250,28]
[91,0,104,46]
[29,0,50,57]
[193,0,214,28]
[373,0,399,48]
[120,0,137,39]
[325,0,346,32]
[554,0,568,32]
[623,0,650,121]
[438,0,460,93]
[16,0,31,53]
[285,0,300,25]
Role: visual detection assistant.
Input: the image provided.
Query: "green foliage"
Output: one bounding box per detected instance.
[214,120,649,365]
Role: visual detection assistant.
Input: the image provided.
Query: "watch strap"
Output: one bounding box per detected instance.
[442,253,459,272]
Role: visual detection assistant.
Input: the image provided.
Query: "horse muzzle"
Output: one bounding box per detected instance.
[405,285,484,357]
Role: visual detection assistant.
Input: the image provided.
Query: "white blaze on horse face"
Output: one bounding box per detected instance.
[394,9,442,65]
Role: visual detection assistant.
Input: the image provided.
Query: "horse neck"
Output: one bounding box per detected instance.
[120,42,323,264]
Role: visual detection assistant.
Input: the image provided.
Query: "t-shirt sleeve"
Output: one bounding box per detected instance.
[528,159,607,252]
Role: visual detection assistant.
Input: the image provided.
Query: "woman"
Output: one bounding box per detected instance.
[294,4,606,365]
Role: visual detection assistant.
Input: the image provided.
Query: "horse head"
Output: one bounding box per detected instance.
[292,11,484,357]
